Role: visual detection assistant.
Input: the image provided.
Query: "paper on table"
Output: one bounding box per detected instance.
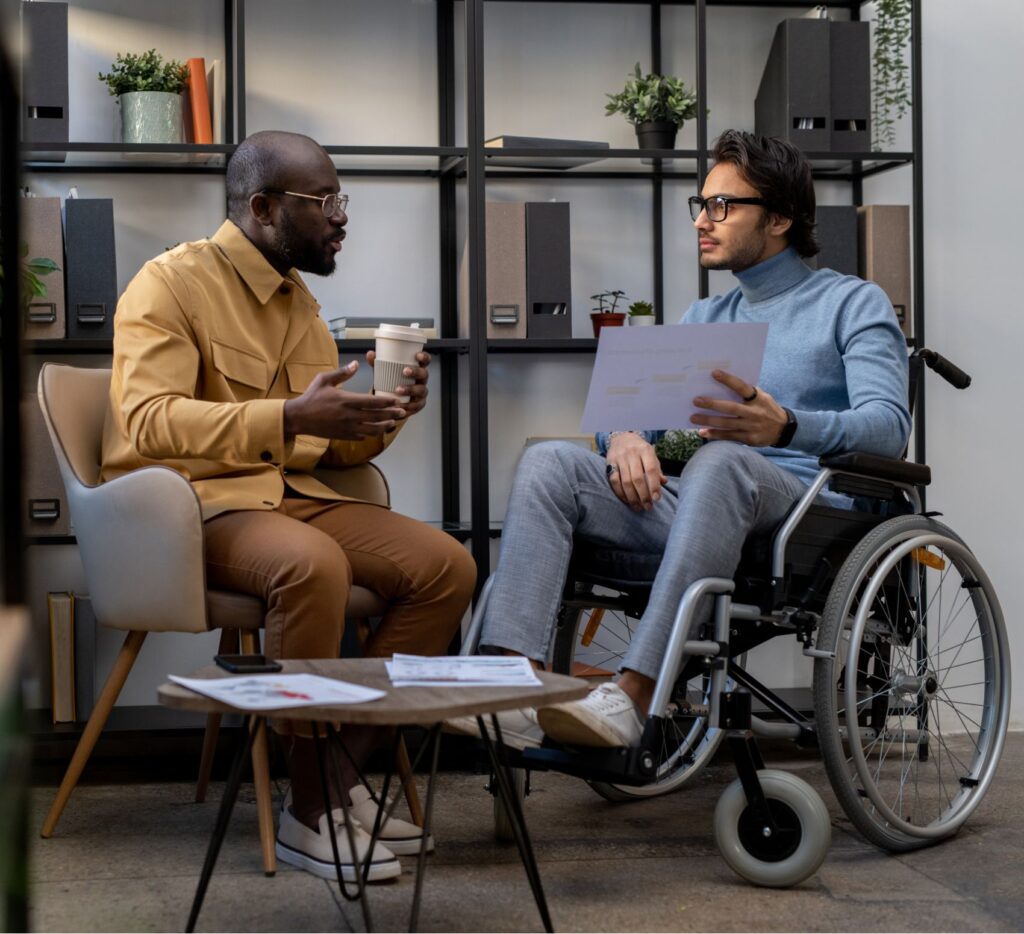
[168,673,385,710]
[579,322,769,433]
[386,654,542,687]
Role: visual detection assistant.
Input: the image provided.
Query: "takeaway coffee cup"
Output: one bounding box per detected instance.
[373,323,428,403]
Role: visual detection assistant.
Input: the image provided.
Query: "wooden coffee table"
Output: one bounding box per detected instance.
[159,658,587,933]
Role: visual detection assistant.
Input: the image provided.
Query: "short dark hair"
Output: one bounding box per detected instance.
[710,130,819,258]
[225,130,319,223]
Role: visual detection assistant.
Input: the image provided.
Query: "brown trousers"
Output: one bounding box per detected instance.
[203,497,476,663]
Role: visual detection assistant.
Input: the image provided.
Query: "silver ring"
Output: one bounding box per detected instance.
[606,463,619,477]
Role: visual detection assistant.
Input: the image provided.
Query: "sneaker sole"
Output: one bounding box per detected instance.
[275,840,402,882]
[377,834,435,856]
[536,706,628,748]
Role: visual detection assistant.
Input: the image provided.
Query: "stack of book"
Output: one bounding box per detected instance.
[484,135,609,169]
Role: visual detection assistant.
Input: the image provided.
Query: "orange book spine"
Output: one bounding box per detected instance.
[186,57,212,145]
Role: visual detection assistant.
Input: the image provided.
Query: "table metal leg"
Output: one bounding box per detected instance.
[478,714,554,933]
[186,715,263,933]
[408,724,442,933]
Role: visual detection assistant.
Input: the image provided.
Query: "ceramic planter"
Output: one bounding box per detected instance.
[635,120,678,150]
[119,91,183,144]
[628,315,656,326]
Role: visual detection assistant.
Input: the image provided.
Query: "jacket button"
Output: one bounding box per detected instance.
[260,450,273,461]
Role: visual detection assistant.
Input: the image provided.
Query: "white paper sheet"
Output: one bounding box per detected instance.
[579,322,769,432]
[168,673,385,710]
[386,654,542,688]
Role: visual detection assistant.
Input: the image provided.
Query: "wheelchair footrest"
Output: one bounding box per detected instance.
[515,742,659,787]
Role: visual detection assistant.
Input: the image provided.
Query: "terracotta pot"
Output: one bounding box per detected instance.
[590,312,626,337]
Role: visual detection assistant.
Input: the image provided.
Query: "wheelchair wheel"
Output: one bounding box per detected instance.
[813,515,1010,852]
[551,602,725,801]
[493,767,527,843]
[713,770,831,887]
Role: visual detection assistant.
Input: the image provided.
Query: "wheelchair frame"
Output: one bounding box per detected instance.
[459,349,1011,886]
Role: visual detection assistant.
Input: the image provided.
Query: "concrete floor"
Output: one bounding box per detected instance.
[29,734,1024,933]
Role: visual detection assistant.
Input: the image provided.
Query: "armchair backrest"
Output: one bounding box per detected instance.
[37,364,111,489]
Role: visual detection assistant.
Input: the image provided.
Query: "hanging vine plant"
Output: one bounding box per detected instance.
[871,0,913,150]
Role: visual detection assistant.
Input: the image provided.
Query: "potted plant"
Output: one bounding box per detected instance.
[870,0,912,150]
[605,62,700,150]
[654,429,704,477]
[590,290,627,337]
[627,299,655,326]
[98,49,190,144]
[0,240,60,322]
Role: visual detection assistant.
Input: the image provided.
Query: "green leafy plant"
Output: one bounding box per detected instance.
[655,429,704,465]
[871,0,912,150]
[0,241,60,312]
[590,290,627,314]
[628,300,653,317]
[605,63,699,127]
[98,49,189,96]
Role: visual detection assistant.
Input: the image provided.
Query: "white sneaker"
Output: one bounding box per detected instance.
[537,681,644,748]
[275,806,401,882]
[349,783,434,856]
[444,707,544,750]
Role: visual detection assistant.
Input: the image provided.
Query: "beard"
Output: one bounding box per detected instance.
[699,217,771,272]
[270,209,337,277]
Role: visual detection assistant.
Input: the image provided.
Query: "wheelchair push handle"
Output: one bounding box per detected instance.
[917,348,972,390]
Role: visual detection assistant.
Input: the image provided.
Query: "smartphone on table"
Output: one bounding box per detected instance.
[214,654,283,674]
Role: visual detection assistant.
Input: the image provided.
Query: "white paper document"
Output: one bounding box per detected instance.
[168,673,385,710]
[386,654,542,688]
[579,322,769,433]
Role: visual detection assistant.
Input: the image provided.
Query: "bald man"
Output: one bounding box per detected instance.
[102,131,475,882]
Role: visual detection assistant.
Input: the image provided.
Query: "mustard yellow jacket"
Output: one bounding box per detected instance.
[101,220,401,519]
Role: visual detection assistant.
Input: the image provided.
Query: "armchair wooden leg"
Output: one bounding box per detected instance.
[195,629,240,803]
[240,631,276,875]
[40,630,147,838]
[396,735,424,828]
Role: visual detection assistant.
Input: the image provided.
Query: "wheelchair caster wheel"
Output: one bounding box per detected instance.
[493,768,527,843]
[713,770,830,888]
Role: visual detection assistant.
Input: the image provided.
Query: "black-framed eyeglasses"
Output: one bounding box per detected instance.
[688,195,766,222]
[260,188,350,217]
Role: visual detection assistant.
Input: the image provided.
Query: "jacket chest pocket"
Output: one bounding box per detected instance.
[286,361,330,394]
[210,339,271,396]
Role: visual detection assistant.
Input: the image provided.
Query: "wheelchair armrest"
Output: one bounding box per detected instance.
[819,452,931,487]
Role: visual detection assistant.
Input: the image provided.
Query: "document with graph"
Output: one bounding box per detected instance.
[579,322,769,433]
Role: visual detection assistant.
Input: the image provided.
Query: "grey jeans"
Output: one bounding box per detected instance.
[480,440,812,679]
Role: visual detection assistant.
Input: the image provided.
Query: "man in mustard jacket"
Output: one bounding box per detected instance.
[102,130,475,882]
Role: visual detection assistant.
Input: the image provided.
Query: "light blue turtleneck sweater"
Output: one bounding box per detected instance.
[598,247,911,508]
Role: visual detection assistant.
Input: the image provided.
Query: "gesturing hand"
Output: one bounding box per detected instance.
[366,349,431,417]
[283,361,407,441]
[606,432,668,512]
[690,369,788,447]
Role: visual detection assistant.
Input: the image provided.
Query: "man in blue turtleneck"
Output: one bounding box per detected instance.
[449,129,911,749]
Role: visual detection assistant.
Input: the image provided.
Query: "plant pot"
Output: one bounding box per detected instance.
[119,91,184,144]
[635,120,678,150]
[628,315,656,326]
[657,457,687,478]
[590,312,626,338]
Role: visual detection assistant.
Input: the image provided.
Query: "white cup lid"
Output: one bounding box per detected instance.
[374,322,427,343]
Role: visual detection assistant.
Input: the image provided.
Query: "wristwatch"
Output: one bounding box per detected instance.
[773,407,798,448]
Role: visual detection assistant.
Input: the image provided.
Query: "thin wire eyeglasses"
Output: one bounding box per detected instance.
[688,195,766,222]
[260,189,350,217]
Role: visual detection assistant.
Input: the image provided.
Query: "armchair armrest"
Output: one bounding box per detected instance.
[312,463,390,507]
[68,466,209,633]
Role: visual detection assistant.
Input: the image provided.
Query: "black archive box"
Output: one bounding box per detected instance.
[20,0,69,162]
[525,202,572,339]
[63,199,118,339]
[829,21,871,152]
[811,205,859,277]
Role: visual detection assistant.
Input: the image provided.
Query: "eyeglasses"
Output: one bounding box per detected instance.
[688,195,766,222]
[260,189,350,217]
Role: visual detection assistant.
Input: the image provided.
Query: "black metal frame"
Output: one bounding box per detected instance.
[16,0,925,609]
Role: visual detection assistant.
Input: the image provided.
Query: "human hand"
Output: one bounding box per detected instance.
[283,361,406,440]
[690,369,788,446]
[606,432,668,512]
[366,349,431,417]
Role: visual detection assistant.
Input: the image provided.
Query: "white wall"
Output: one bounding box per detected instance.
[16,1,1023,723]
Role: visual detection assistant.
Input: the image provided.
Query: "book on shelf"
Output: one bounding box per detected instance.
[186,58,213,145]
[48,591,75,723]
[74,594,97,722]
[329,316,437,339]
[206,59,224,145]
[484,135,609,169]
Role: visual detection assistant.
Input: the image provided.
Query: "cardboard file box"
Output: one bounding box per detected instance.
[20,197,66,339]
[22,393,70,536]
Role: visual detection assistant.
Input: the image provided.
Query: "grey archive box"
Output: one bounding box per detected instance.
[21,394,70,537]
[525,202,571,338]
[755,18,832,151]
[810,205,859,277]
[20,0,69,162]
[63,199,118,339]
[829,21,871,152]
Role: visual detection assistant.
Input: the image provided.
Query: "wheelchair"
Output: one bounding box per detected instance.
[461,348,1011,887]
